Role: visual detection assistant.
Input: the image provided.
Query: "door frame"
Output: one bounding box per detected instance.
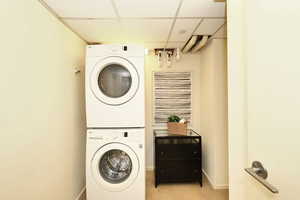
[227,0,248,199]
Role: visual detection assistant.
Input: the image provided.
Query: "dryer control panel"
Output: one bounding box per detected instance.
[86,44,144,57]
[87,129,145,143]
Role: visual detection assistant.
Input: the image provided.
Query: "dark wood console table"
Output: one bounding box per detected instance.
[154,129,202,187]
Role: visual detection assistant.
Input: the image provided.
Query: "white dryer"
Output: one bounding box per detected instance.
[85,44,145,128]
[86,129,145,200]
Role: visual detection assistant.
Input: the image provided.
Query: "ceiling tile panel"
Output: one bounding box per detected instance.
[194,18,225,35]
[120,19,173,42]
[114,0,181,17]
[169,19,201,42]
[64,19,121,43]
[178,0,225,17]
[43,0,116,18]
[63,19,173,43]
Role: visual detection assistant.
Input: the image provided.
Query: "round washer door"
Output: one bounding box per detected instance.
[91,143,140,192]
[90,56,139,105]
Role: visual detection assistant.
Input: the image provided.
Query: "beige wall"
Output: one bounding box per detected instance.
[0,1,86,200]
[199,39,228,189]
[145,53,201,169]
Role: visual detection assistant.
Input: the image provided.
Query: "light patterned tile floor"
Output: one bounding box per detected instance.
[146,171,228,200]
[83,171,229,200]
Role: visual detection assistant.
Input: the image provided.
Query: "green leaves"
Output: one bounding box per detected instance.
[168,115,181,122]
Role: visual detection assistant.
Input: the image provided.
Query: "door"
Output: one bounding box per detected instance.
[90,56,139,105]
[91,143,140,192]
[227,0,300,199]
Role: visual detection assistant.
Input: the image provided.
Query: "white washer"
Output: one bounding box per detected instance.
[85,44,145,128]
[86,129,145,200]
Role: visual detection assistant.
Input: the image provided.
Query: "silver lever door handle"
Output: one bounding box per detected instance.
[245,161,279,194]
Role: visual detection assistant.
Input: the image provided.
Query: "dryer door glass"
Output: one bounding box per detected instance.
[98,64,132,98]
[99,149,132,184]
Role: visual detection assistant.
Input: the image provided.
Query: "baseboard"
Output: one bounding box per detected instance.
[202,170,215,187]
[75,186,86,200]
[146,166,154,171]
[202,170,228,190]
[213,184,229,190]
[212,184,229,190]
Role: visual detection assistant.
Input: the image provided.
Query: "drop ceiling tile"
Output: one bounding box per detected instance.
[194,18,225,35]
[120,19,173,42]
[178,0,225,17]
[169,19,201,42]
[114,0,181,17]
[63,19,173,43]
[63,19,121,43]
[43,0,116,18]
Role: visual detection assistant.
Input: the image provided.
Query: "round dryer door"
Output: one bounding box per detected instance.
[91,143,140,192]
[90,56,139,105]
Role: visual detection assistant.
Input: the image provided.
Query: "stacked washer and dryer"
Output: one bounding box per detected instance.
[85,45,145,200]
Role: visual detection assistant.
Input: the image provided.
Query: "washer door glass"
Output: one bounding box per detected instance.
[91,143,140,192]
[98,64,132,98]
[99,149,132,184]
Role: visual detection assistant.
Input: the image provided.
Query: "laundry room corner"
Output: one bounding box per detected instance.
[1,0,232,200]
[144,52,202,170]
[5,0,300,199]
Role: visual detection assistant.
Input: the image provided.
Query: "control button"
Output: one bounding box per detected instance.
[124,132,128,137]
[123,46,128,51]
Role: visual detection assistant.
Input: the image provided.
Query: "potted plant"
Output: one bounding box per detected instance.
[167,115,187,135]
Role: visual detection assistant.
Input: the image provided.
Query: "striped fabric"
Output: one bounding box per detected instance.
[153,72,192,127]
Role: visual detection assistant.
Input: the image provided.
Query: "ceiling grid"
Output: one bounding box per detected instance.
[165,0,184,48]
[110,0,121,21]
[40,0,227,48]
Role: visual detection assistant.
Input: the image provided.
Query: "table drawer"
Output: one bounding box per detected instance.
[156,143,200,160]
[158,160,201,181]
